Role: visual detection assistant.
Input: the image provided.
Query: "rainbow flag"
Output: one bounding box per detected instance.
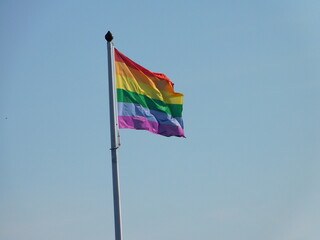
[115,48,185,137]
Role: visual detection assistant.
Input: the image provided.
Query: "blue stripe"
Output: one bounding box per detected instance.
[118,102,184,128]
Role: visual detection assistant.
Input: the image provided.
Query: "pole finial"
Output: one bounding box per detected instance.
[105,31,113,42]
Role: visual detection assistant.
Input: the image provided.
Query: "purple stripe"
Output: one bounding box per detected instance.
[118,116,185,137]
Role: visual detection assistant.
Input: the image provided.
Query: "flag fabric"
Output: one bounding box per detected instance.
[115,48,185,137]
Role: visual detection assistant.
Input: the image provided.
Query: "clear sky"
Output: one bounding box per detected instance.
[1,0,319,240]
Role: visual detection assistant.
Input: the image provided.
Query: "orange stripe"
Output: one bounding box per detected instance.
[115,48,172,82]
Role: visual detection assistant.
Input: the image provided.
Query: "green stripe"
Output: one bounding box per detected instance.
[117,89,183,118]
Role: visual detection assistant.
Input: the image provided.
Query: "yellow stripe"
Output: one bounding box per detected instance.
[115,61,183,105]
[116,61,183,93]
[116,75,183,105]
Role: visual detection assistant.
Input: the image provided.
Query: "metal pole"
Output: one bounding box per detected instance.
[105,31,123,240]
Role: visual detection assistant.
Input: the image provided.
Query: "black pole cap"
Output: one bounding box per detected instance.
[105,31,113,42]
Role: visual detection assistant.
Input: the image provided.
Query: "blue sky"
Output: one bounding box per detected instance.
[1,1,319,240]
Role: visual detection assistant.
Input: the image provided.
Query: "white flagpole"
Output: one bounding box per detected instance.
[105,31,123,240]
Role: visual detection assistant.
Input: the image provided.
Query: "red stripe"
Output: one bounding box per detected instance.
[114,48,174,85]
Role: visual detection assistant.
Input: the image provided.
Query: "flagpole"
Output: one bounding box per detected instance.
[105,31,123,240]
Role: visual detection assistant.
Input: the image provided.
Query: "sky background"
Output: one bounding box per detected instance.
[1,0,320,240]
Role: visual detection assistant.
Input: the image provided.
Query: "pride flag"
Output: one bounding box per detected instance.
[115,48,185,137]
